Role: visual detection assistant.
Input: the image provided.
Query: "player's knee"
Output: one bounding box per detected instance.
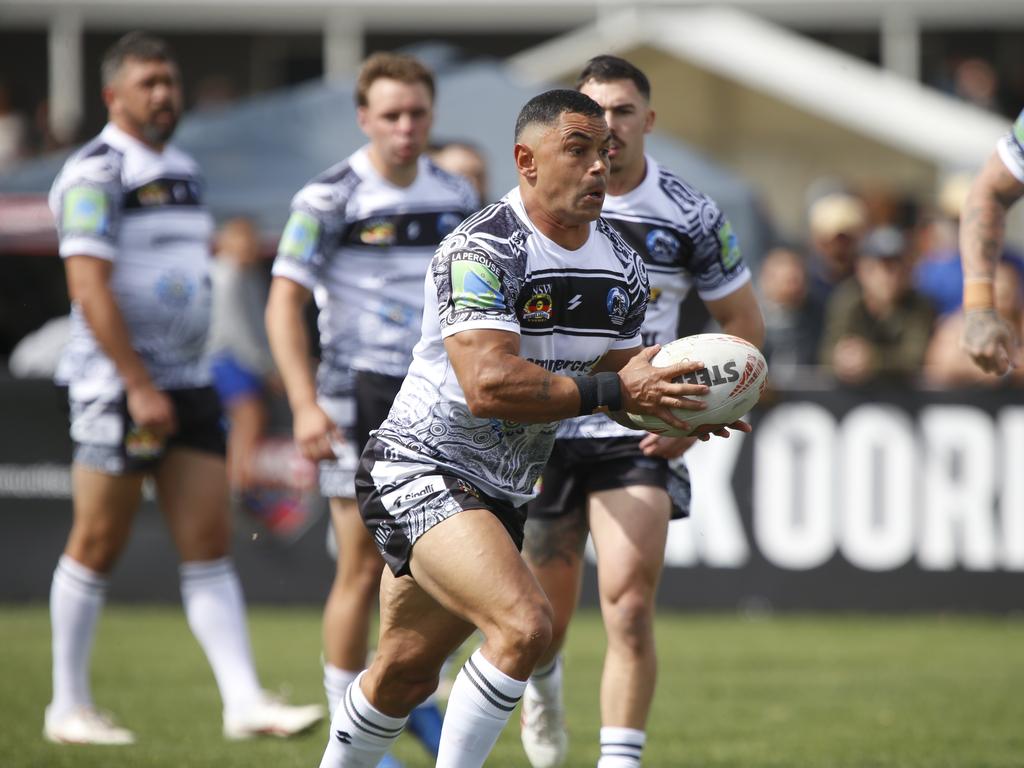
[67,524,127,572]
[604,590,654,651]
[377,659,441,710]
[498,599,554,663]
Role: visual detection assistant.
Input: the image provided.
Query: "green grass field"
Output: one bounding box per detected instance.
[3,606,1024,767]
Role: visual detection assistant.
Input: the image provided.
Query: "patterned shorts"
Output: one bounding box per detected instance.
[527,436,691,521]
[69,385,225,476]
[355,435,525,577]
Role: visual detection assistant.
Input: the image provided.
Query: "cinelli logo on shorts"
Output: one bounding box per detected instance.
[382,475,444,513]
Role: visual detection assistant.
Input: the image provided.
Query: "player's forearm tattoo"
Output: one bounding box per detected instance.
[961,198,1007,277]
[523,516,588,566]
[536,372,553,401]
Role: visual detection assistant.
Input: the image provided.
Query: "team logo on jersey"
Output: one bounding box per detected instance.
[606,286,629,326]
[155,270,194,308]
[360,219,396,245]
[718,220,741,270]
[63,186,109,236]
[645,228,680,265]
[279,211,320,263]
[437,212,462,237]
[649,287,663,306]
[523,287,553,323]
[452,258,505,310]
[137,181,171,206]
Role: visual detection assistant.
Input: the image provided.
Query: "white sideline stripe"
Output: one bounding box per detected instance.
[0,464,72,498]
[0,464,157,501]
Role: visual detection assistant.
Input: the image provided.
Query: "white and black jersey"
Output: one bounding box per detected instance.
[997,108,1024,183]
[372,186,648,508]
[50,123,214,393]
[271,147,479,397]
[558,154,751,440]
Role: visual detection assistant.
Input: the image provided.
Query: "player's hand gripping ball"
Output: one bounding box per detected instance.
[627,333,768,437]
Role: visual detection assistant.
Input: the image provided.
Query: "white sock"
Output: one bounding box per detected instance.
[180,558,262,715]
[49,555,107,717]
[525,655,563,704]
[324,664,361,720]
[598,727,646,767]
[320,672,407,768]
[436,650,527,768]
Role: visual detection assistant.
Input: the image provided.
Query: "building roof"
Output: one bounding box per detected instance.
[510,5,1011,172]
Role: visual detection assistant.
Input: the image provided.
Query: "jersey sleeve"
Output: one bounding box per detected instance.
[271,182,344,290]
[690,200,751,302]
[432,229,525,339]
[996,109,1024,184]
[51,154,122,261]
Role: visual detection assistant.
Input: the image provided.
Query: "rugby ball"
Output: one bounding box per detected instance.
[626,333,768,437]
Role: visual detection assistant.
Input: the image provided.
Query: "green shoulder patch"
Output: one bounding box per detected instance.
[451,259,505,310]
[63,186,109,236]
[1013,109,1024,147]
[718,219,741,271]
[279,211,321,263]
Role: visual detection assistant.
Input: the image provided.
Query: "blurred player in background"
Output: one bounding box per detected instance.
[265,51,478,763]
[519,56,764,768]
[317,85,723,768]
[960,108,1024,375]
[429,140,489,202]
[45,31,322,745]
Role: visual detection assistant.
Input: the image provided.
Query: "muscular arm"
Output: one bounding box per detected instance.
[704,282,765,349]
[265,276,317,412]
[265,275,338,460]
[64,254,175,434]
[444,330,707,427]
[960,151,1024,283]
[959,151,1024,374]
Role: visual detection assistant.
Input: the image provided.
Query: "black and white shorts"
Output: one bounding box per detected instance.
[69,385,226,476]
[318,371,404,500]
[355,435,526,577]
[527,436,691,521]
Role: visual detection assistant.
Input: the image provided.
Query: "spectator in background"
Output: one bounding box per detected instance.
[0,80,28,171]
[820,226,935,386]
[806,191,868,304]
[953,58,1001,113]
[759,246,824,382]
[925,260,1024,387]
[429,140,489,202]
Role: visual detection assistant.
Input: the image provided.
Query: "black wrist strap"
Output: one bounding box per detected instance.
[575,372,623,416]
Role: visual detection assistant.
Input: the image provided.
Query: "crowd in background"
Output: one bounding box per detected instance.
[761,177,1024,389]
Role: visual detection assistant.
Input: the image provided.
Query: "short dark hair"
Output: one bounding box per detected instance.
[356,52,435,107]
[575,55,651,101]
[101,31,175,86]
[514,89,604,141]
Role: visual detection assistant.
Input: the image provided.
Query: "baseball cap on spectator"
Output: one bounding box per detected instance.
[809,193,868,239]
[860,226,906,260]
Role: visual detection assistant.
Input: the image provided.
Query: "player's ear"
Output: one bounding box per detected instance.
[514,142,538,182]
[644,107,655,134]
[356,106,369,134]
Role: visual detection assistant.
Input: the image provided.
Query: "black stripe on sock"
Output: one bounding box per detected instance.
[531,659,559,679]
[463,660,519,713]
[343,685,405,738]
[601,742,644,750]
